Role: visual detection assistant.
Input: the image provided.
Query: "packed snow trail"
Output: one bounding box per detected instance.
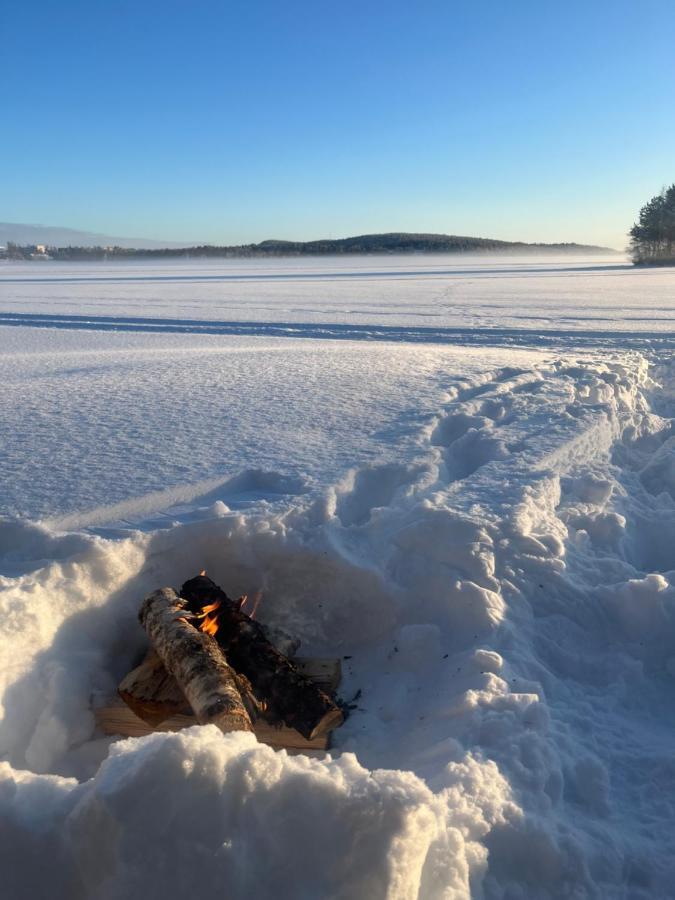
[2,347,675,897]
[4,309,675,349]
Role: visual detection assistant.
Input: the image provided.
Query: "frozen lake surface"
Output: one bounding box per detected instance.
[2,255,675,899]
[1,253,674,344]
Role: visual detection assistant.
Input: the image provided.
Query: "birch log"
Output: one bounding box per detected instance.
[138,588,254,732]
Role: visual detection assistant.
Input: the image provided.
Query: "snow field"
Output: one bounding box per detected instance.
[2,341,675,897]
[0,328,550,522]
[2,255,675,337]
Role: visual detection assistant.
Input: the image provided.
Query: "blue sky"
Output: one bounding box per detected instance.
[2,0,674,248]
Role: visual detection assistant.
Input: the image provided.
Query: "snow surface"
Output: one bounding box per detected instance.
[2,257,675,898]
[1,253,674,342]
[0,327,551,523]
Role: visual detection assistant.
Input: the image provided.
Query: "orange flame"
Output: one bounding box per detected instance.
[198,600,221,616]
[195,599,221,637]
[200,612,219,637]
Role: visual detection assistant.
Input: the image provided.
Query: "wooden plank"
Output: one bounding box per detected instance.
[95,697,331,751]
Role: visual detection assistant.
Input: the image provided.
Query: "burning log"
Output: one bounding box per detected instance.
[139,588,257,732]
[181,574,344,741]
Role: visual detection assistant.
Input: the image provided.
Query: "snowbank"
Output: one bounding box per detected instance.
[1,730,517,900]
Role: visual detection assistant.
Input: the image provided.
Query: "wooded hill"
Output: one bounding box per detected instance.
[4,232,615,261]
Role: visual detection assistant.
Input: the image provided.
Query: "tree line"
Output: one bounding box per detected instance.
[2,233,609,261]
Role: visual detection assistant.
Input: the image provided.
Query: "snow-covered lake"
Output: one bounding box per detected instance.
[1,252,674,340]
[2,255,675,899]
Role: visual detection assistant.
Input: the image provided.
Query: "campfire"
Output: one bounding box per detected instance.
[96,573,344,753]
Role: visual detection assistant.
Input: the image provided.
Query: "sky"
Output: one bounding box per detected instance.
[2,0,674,250]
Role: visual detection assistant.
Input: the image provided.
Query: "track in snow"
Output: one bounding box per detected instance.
[2,310,675,349]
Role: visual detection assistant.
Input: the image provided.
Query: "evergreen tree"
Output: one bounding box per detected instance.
[630,185,675,264]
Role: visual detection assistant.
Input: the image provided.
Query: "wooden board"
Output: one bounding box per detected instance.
[95,699,332,752]
[97,655,342,754]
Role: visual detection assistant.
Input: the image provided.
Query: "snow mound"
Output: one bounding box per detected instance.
[0,728,516,900]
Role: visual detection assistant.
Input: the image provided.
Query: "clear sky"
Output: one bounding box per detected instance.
[2,0,674,249]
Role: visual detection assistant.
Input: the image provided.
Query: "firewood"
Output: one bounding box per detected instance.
[118,649,189,727]
[119,650,341,728]
[181,574,344,741]
[107,654,341,753]
[95,698,331,755]
[139,588,256,732]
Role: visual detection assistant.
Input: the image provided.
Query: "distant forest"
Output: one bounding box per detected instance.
[630,186,675,266]
[3,232,613,261]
